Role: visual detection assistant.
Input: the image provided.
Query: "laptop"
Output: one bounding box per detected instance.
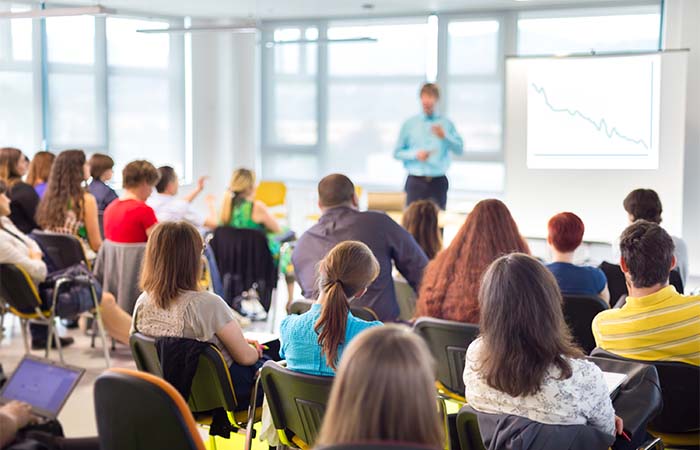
[602,371,628,399]
[0,356,85,420]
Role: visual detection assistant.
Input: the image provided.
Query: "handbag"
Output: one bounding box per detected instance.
[38,264,103,318]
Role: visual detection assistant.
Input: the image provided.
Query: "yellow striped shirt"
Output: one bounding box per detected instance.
[592,286,700,366]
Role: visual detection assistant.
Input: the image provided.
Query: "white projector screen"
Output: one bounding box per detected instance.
[527,55,661,170]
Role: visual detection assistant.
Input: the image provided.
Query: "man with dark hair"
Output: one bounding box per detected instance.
[394,82,463,210]
[292,174,428,321]
[593,220,700,366]
[147,166,217,230]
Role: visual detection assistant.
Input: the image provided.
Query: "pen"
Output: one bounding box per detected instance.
[621,430,631,442]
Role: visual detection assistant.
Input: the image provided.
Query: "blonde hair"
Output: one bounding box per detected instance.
[315,241,379,370]
[316,325,444,448]
[140,222,203,309]
[220,168,255,224]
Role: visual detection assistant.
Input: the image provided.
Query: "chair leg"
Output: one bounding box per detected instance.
[52,317,65,364]
[45,318,54,359]
[91,286,111,368]
[20,318,29,354]
[437,397,450,450]
[209,434,218,450]
[245,369,263,450]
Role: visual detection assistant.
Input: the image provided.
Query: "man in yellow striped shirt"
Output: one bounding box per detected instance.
[592,220,700,366]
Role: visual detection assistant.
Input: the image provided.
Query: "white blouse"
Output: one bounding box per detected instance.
[0,217,47,284]
[463,338,616,436]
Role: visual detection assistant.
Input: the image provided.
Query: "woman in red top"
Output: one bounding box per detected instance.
[104,160,160,243]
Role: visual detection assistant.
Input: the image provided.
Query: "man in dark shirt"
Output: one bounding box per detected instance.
[292,174,428,321]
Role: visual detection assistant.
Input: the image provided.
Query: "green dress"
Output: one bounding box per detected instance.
[228,200,292,275]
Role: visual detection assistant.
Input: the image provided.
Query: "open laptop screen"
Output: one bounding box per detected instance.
[0,356,84,419]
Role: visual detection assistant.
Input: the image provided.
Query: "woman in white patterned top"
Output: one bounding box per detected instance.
[463,253,624,438]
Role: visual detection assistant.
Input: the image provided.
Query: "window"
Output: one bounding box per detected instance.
[517,6,662,55]
[0,3,36,152]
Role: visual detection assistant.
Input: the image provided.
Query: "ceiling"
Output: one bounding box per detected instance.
[6,0,638,19]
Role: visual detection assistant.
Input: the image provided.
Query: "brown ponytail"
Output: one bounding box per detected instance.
[314,241,380,370]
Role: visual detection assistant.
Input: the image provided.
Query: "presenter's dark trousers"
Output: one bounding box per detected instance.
[405,175,448,210]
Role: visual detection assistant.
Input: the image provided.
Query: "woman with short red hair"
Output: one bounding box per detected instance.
[546,212,609,302]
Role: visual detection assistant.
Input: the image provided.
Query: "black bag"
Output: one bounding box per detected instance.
[38,264,103,318]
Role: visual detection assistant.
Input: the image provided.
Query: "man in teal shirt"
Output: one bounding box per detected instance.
[394,83,463,210]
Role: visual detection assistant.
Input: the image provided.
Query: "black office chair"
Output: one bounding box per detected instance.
[288,299,380,322]
[591,348,699,447]
[94,368,206,450]
[129,332,163,377]
[561,294,609,354]
[30,230,91,270]
[260,361,334,449]
[599,262,684,305]
[413,317,479,402]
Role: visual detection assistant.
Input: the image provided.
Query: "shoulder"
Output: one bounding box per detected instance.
[466,337,484,361]
[347,314,382,332]
[252,200,269,211]
[567,357,606,386]
[83,192,97,206]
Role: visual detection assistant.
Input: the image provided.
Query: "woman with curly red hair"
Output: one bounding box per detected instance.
[414,199,529,323]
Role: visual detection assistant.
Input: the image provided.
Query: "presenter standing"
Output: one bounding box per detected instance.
[394,83,463,210]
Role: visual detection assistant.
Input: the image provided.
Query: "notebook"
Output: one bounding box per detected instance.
[0,356,84,419]
[602,371,628,399]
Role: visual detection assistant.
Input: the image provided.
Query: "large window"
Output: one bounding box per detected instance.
[0,9,188,179]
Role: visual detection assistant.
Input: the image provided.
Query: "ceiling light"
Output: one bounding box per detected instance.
[0,5,116,19]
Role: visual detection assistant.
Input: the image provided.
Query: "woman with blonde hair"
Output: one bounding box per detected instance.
[26,150,55,198]
[132,221,266,411]
[280,240,382,375]
[316,325,444,448]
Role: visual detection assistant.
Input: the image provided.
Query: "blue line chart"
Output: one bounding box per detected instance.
[530,83,650,150]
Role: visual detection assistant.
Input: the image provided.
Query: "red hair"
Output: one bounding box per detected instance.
[547,212,584,253]
[414,199,530,323]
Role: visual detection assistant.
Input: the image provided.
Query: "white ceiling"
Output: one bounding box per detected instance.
[8,0,632,19]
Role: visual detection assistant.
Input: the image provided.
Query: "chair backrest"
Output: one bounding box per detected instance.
[94,368,205,450]
[187,344,238,413]
[561,295,609,354]
[599,262,684,304]
[288,299,379,323]
[30,230,89,270]
[0,264,42,316]
[367,191,406,212]
[129,333,163,377]
[394,278,417,321]
[455,406,487,450]
[260,361,334,448]
[93,239,147,314]
[255,181,287,207]
[591,348,700,433]
[412,318,480,398]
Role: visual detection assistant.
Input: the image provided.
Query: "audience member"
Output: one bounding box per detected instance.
[87,153,118,212]
[415,199,529,323]
[148,166,217,230]
[464,253,623,438]
[280,241,381,376]
[0,147,39,233]
[614,189,689,284]
[132,221,266,410]
[103,160,159,243]
[26,151,55,199]
[293,174,427,321]
[546,212,610,302]
[316,325,444,449]
[0,179,131,347]
[36,150,102,257]
[593,221,700,366]
[401,199,442,260]
[0,401,34,448]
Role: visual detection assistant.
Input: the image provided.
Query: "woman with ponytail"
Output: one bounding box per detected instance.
[280,240,382,376]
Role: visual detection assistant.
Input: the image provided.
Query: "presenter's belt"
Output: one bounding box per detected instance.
[408,175,447,182]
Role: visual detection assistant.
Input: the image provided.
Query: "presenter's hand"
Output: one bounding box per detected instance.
[416,150,430,161]
[431,124,446,139]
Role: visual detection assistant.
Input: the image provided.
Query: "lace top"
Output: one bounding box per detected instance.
[131,290,237,366]
[463,338,616,436]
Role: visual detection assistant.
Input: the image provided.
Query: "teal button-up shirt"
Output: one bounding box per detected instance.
[394,113,464,177]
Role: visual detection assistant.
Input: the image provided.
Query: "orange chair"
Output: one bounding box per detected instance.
[94,368,206,450]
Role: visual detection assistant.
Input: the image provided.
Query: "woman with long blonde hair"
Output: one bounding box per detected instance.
[316,325,444,448]
[280,240,381,375]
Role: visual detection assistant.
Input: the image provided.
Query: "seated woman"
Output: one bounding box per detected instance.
[463,253,623,439]
[414,199,530,323]
[0,179,131,348]
[280,241,382,376]
[36,150,102,259]
[132,221,266,411]
[26,151,55,199]
[103,160,159,243]
[401,199,442,260]
[220,168,294,303]
[315,325,444,449]
[88,153,119,212]
[0,147,39,234]
[546,212,609,302]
